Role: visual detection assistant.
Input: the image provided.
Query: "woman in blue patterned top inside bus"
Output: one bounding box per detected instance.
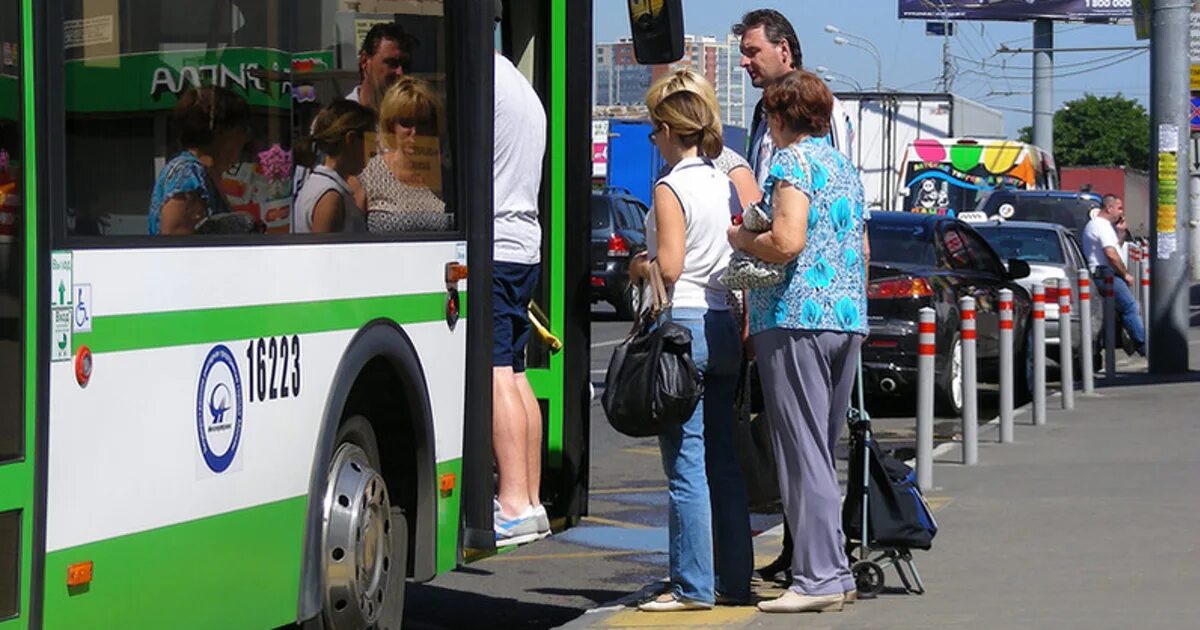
[726,69,869,614]
[148,86,249,235]
[629,87,752,612]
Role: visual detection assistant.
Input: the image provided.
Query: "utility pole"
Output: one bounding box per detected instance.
[1032,19,1054,154]
[1149,0,1192,373]
[941,10,952,92]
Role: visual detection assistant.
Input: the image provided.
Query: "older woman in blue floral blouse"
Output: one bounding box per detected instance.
[727,70,869,615]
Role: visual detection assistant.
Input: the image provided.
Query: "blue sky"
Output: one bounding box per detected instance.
[593,0,1149,138]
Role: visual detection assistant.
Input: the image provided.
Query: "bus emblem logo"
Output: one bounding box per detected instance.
[196,345,244,473]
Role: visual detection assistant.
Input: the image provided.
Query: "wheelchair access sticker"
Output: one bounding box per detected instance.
[73,284,92,333]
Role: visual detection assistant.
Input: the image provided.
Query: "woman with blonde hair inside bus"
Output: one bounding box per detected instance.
[293,100,375,233]
[361,76,451,232]
[629,87,752,612]
[646,69,761,209]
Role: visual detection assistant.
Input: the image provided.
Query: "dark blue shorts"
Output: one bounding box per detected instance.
[493,262,541,372]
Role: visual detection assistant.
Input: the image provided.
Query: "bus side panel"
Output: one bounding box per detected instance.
[41,244,465,628]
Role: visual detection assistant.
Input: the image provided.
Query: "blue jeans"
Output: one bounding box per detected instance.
[657,307,752,603]
[1102,269,1146,348]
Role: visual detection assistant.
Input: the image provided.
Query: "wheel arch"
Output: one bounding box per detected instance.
[296,319,439,622]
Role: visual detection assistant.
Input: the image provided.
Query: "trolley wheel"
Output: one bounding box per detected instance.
[852,560,885,599]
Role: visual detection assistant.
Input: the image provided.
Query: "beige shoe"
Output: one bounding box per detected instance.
[756,590,844,613]
[844,589,858,603]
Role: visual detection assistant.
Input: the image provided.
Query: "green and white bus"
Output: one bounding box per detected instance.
[0,1,602,628]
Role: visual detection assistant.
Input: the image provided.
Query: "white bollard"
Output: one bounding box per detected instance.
[959,296,978,466]
[998,289,1015,444]
[1032,284,1046,426]
[1078,269,1094,394]
[916,307,936,491]
[1104,270,1117,381]
[1131,243,1142,309]
[1058,277,1075,410]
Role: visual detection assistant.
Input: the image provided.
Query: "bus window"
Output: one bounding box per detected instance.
[0,0,22,464]
[59,1,456,237]
[296,2,455,235]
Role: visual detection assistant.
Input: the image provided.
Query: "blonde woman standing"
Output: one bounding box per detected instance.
[631,88,752,612]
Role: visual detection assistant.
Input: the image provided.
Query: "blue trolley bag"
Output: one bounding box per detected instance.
[843,429,938,551]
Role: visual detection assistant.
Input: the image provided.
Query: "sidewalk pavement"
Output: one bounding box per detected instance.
[564,330,1200,629]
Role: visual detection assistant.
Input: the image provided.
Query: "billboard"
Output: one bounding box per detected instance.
[898,1,1134,22]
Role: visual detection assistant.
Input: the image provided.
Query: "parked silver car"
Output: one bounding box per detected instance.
[968,219,1103,365]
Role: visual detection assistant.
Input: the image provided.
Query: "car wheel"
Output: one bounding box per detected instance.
[936,335,963,417]
[1016,320,1032,405]
[613,280,642,320]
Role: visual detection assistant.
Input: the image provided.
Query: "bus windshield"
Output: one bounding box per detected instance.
[902,139,1051,217]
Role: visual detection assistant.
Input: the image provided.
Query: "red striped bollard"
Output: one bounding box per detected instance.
[916,307,935,490]
[1142,254,1151,355]
[1059,277,1074,410]
[959,296,977,465]
[1032,283,1046,426]
[998,289,1014,444]
[1078,269,1094,394]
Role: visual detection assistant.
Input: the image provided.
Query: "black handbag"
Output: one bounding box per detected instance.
[733,358,781,513]
[601,262,704,438]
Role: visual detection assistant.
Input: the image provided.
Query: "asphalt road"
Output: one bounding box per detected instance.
[400,305,1054,629]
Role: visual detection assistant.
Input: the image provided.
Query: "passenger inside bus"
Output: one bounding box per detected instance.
[362,77,451,233]
[147,86,250,236]
[347,22,412,111]
[293,100,375,234]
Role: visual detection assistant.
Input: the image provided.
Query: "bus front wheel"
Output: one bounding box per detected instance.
[319,415,408,630]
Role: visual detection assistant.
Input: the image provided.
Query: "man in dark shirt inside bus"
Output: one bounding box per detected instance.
[347,22,412,111]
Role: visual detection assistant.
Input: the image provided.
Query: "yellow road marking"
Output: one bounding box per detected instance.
[582,515,653,529]
[590,486,668,495]
[927,496,953,512]
[602,607,757,627]
[620,446,661,457]
[486,549,646,563]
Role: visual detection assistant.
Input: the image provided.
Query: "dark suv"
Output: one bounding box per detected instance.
[591,188,649,319]
[976,190,1102,238]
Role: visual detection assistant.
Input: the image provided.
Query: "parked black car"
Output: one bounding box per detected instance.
[591,188,649,319]
[866,212,1034,415]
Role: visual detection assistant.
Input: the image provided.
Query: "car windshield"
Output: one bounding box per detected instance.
[591,196,611,229]
[974,227,1065,264]
[868,220,935,266]
[997,198,1096,234]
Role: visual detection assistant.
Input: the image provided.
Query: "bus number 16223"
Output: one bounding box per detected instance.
[246,335,301,403]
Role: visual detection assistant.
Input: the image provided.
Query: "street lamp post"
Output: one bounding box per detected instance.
[815,65,863,91]
[827,25,883,91]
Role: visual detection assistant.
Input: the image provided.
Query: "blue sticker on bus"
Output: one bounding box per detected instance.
[196,344,244,473]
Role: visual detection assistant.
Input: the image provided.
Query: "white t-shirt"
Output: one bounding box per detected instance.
[1082,215,1119,269]
[493,53,546,264]
[292,166,367,234]
[345,85,361,103]
[646,157,738,310]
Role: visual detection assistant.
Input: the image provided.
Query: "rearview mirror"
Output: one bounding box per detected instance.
[1006,259,1031,280]
[626,0,684,64]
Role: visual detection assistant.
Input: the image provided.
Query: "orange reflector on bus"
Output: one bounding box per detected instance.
[440,473,457,496]
[67,561,93,587]
[445,262,469,284]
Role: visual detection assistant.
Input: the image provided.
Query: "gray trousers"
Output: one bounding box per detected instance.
[754,328,862,596]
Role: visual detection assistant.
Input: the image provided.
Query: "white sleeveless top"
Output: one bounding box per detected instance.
[646,156,738,310]
[292,166,366,234]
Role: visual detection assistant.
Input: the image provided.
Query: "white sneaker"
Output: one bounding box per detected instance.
[494,503,541,547]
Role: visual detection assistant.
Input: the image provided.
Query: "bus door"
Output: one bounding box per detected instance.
[0,0,32,625]
[491,0,592,533]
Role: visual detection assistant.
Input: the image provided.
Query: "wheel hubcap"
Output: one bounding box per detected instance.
[950,340,963,410]
[322,444,392,629]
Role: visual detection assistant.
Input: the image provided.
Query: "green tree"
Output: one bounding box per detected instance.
[1017,94,1149,169]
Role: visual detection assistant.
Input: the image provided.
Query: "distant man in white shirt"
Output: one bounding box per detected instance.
[491,3,550,546]
[346,23,411,111]
[1082,194,1145,355]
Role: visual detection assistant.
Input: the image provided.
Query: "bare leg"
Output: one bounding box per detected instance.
[515,373,543,508]
[493,366,531,517]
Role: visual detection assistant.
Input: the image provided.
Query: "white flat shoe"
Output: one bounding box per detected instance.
[756,590,844,613]
[638,593,713,612]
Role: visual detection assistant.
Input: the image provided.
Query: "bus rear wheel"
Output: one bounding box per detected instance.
[320,415,408,630]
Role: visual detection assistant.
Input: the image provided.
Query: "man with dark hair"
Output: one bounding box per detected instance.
[348,22,412,110]
[1083,193,1145,355]
[734,9,854,187]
